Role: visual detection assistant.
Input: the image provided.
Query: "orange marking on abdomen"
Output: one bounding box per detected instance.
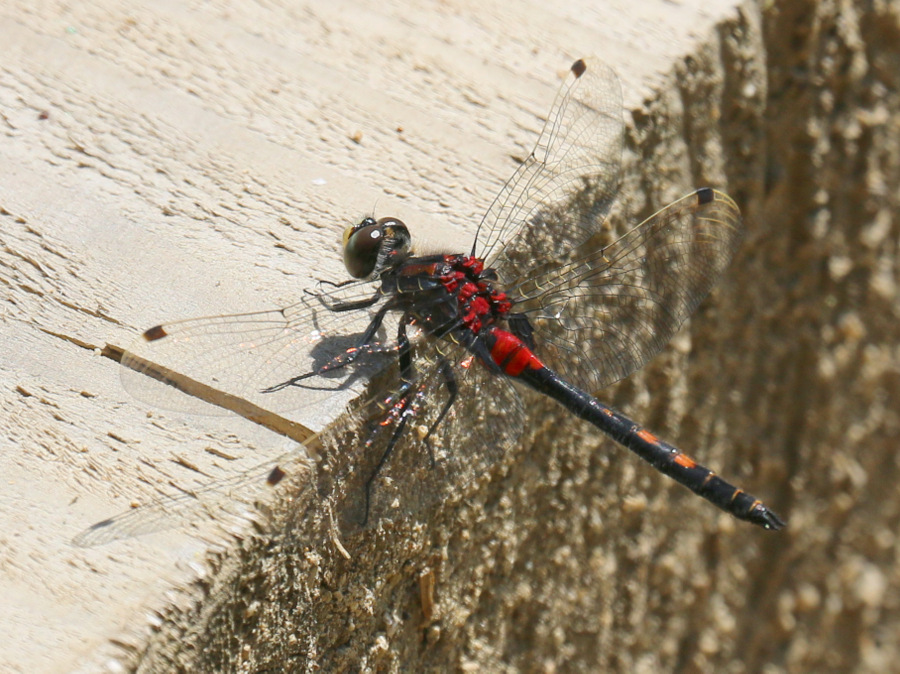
[636,429,658,444]
[673,453,697,469]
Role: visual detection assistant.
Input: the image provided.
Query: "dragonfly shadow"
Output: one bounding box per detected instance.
[268,330,398,397]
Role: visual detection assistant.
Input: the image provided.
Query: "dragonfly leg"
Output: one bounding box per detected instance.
[308,286,381,312]
[361,312,418,524]
[312,277,356,289]
[422,358,458,466]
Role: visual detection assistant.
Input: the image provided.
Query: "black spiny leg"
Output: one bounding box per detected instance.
[362,313,418,525]
[310,286,382,312]
[422,358,458,467]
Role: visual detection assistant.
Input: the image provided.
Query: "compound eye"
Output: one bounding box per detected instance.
[342,218,383,279]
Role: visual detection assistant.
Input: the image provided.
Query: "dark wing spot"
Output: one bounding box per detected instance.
[267,465,286,486]
[696,187,714,205]
[571,58,587,78]
[143,325,168,341]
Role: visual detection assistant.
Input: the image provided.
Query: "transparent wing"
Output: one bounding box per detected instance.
[72,446,314,547]
[102,274,527,540]
[84,336,525,544]
[475,57,623,271]
[119,279,397,416]
[505,189,743,394]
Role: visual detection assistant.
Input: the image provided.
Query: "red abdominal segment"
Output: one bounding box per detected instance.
[487,329,544,376]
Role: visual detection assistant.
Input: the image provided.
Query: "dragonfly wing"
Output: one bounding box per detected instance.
[507,189,743,393]
[72,445,315,546]
[476,58,624,271]
[119,279,396,415]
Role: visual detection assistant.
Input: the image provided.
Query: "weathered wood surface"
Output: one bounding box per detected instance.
[2,0,898,672]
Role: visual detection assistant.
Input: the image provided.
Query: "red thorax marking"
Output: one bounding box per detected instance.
[438,255,511,334]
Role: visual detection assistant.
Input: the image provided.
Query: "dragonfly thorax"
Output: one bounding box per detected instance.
[343,216,412,280]
[437,254,511,335]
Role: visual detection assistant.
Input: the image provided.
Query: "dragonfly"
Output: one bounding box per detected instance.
[75,58,784,546]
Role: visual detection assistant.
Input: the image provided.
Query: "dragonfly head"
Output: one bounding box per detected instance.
[343,216,412,279]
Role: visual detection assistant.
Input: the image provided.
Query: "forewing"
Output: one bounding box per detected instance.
[475,58,623,270]
[506,189,743,394]
[119,279,395,416]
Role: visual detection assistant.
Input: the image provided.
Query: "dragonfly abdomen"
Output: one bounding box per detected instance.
[517,365,785,530]
[481,327,545,376]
